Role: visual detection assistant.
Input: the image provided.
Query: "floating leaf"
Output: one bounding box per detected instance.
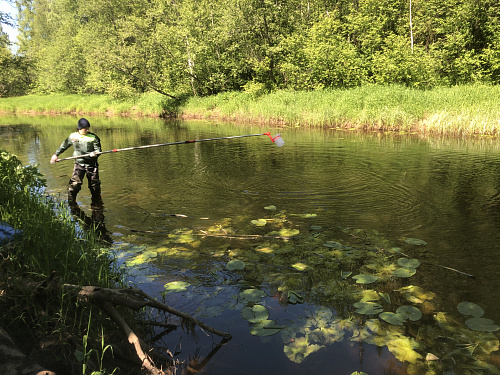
[283,336,324,363]
[457,302,484,318]
[389,247,403,253]
[356,289,380,302]
[251,219,267,226]
[396,306,422,321]
[250,320,283,336]
[126,254,152,267]
[292,262,308,271]
[379,312,406,325]
[397,258,420,269]
[393,268,416,278]
[240,288,266,303]
[199,305,226,318]
[264,205,277,210]
[164,281,190,293]
[279,228,300,237]
[287,291,304,304]
[386,336,422,363]
[241,305,269,323]
[226,259,246,270]
[352,274,380,284]
[465,318,500,332]
[291,213,317,218]
[354,302,384,315]
[404,238,427,246]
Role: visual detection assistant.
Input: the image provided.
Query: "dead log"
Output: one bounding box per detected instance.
[62,284,232,375]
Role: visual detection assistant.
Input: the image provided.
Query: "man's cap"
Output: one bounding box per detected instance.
[78,118,90,129]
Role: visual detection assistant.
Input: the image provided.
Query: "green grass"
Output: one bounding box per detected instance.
[179,84,500,135]
[0,92,170,117]
[0,151,122,372]
[2,84,500,135]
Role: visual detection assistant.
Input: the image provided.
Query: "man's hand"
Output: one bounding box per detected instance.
[89,152,96,158]
[50,154,58,164]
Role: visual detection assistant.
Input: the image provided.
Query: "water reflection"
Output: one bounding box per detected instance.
[3,116,500,374]
[70,204,112,245]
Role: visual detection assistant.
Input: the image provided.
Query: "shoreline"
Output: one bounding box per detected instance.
[1,84,500,136]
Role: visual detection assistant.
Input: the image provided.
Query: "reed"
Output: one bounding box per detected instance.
[1,84,500,135]
[179,84,500,135]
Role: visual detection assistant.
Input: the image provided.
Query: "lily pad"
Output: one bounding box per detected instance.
[352,274,380,284]
[393,267,416,278]
[396,305,422,321]
[283,336,324,363]
[226,259,246,270]
[354,302,384,315]
[279,228,300,237]
[397,258,421,269]
[465,318,500,332]
[264,205,277,210]
[404,238,427,246]
[287,291,304,304]
[164,281,190,293]
[292,262,308,271]
[251,219,267,226]
[240,288,266,303]
[199,305,226,318]
[457,302,484,318]
[250,320,283,336]
[379,312,406,326]
[241,305,269,323]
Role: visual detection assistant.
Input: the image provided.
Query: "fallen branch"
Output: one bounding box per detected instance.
[398,252,474,278]
[62,284,232,374]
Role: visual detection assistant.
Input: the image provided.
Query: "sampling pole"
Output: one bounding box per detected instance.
[54,132,284,162]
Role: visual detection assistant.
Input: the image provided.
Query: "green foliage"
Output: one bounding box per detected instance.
[0,150,115,285]
[8,0,500,98]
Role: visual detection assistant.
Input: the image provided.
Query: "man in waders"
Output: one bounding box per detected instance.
[49,118,103,208]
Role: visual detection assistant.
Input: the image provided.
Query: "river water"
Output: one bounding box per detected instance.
[2,115,500,374]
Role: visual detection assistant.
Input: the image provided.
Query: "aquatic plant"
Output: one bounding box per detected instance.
[118,206,500,374]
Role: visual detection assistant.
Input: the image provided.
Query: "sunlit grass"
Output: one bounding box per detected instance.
[180,84,500,135]
[1,84,500,135]
[0,92,167,117]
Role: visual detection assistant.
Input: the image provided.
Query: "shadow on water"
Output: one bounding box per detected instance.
[69,204,113,245]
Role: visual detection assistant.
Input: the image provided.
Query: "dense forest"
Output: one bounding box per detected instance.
[1,0,499,99]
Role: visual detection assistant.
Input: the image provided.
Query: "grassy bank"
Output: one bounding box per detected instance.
[1,84,500,135]
[0,151,122,373]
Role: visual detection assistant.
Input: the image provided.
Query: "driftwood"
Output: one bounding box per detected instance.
[63,284,232,375]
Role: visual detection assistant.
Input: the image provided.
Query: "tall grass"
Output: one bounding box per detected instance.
[1,84,500,135]
[179,84,500,135]
[0,92,169,117]
[0,150,120,368]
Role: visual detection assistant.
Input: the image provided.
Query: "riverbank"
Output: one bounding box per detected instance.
[1,84,500,135]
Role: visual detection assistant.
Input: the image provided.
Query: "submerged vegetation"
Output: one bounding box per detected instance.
[118,205,500,374]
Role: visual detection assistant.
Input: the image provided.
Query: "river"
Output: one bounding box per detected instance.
[1,115,500,374]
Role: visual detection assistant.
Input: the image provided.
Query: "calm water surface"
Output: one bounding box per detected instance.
[2,115,500,374]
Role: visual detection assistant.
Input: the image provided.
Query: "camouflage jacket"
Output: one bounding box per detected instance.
[55,131,102,167]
